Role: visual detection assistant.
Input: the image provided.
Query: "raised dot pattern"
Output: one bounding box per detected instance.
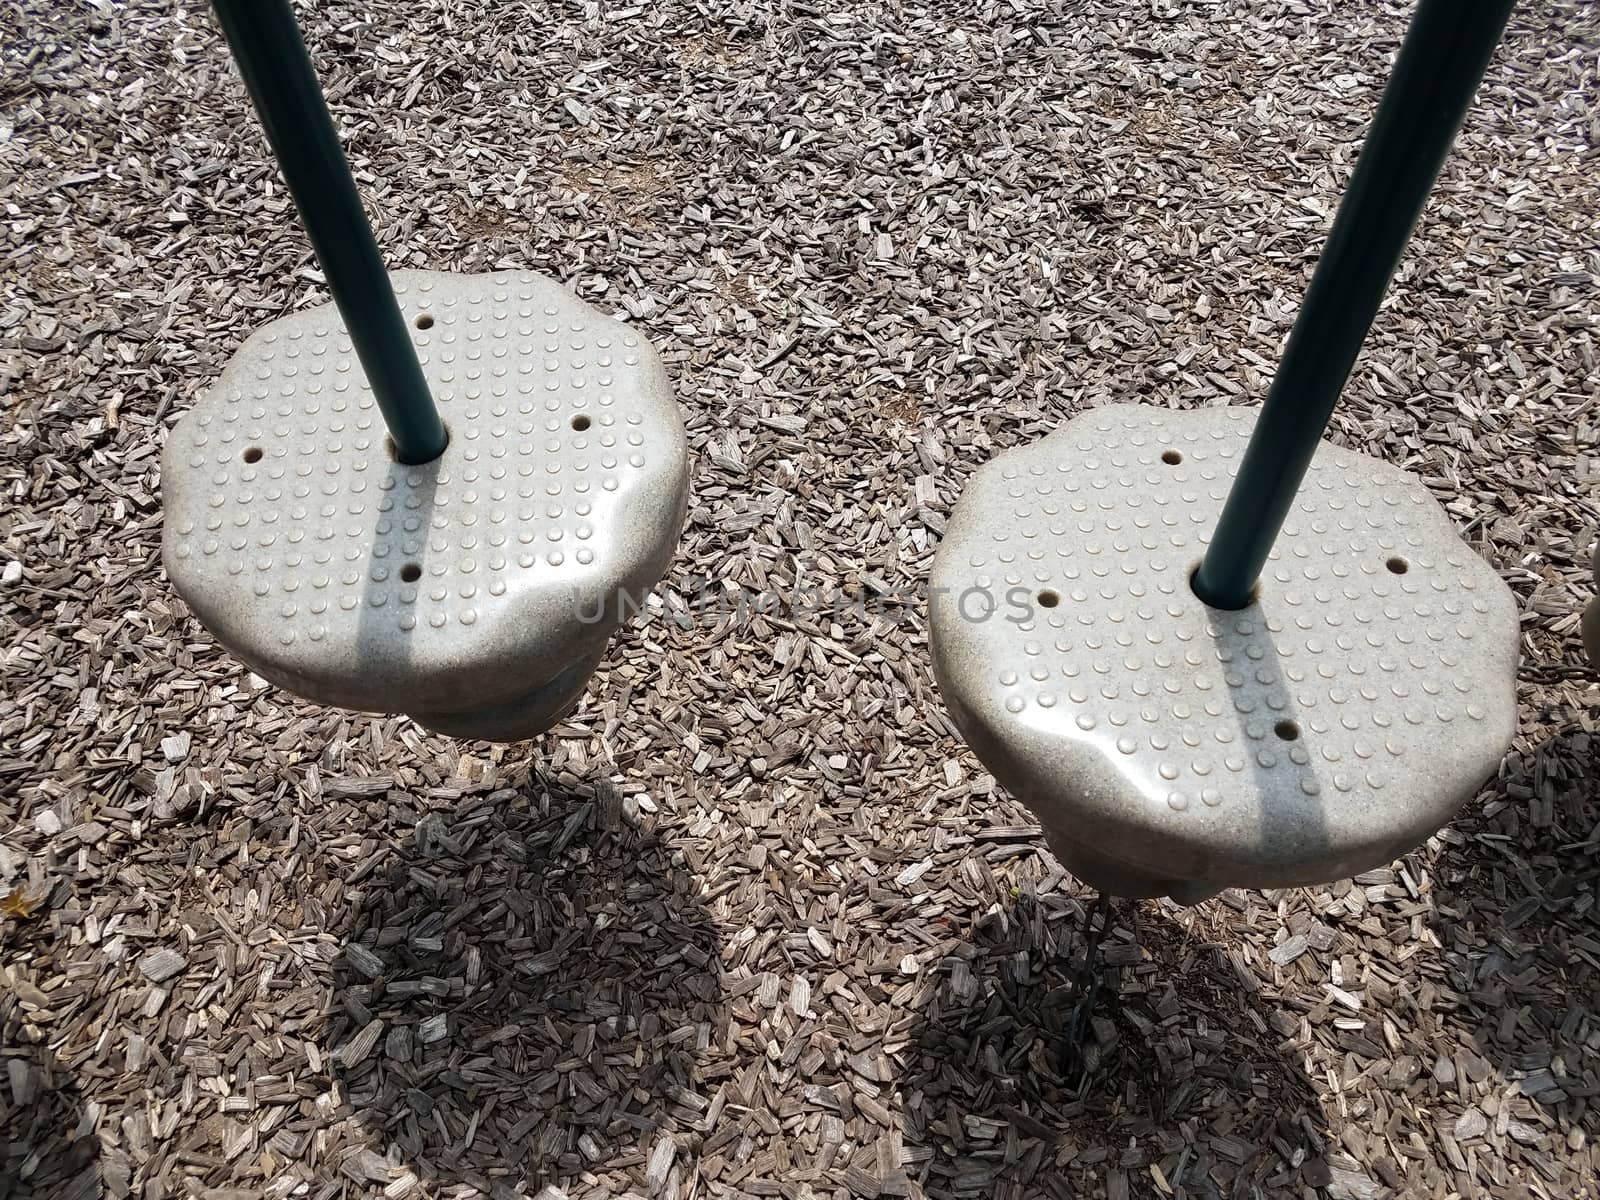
[166,271,675,654]
[937,404,1517,834]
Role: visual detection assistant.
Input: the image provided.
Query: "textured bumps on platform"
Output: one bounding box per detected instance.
[929,405,1520,903]
[162,270,688,741]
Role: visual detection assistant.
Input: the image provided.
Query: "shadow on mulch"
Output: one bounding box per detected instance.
[324,778,726,1197]
[1427,726,1599,1131]
[902,897,1331,1200]
[0,998,101,1200]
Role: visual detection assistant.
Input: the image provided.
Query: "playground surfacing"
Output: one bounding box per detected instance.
[2,1,1597,1197]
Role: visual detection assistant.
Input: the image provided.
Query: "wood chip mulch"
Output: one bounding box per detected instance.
[2,1,1596,1198]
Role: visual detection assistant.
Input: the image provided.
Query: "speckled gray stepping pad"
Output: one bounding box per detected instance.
[930,404,1519,902]
[163,269,688,741]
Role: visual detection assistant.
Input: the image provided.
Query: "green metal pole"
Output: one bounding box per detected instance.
[1192,0,1514,610]
[209,0,447,465]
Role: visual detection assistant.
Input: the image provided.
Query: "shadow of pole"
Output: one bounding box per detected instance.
[1204,605,1331,888]
[322,777,726,1196]
[353,453,439,709]
[900,894,1332,1200]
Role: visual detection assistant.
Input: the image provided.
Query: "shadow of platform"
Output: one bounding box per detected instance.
[1,996,102,1200]
[1426,727,1598,1141]
[900,895,1333,1200]
[324,778,726,1197]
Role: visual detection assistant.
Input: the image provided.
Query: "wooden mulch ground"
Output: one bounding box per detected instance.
[2,1,1596,1197]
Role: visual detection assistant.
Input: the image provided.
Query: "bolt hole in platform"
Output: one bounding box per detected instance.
[1274,719,1300,741]
[414,313,434,330]
[571,414,591,432]
[242,446,263,464]
[1161,449,1183,465]
[1387,555,1409,575]
[400,563,422,583]
[1037,588,1061,609]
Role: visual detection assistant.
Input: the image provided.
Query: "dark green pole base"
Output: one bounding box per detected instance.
[1192,0,1515,611]
[209,0,447,465]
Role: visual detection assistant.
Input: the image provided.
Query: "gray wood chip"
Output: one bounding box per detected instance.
[1268,934,1310,966]
[343,942,386,979]
[137,948,186,983]
[1453,1107,1488,1141]
[645,1136,677,1192]
[334,1019,384,1068]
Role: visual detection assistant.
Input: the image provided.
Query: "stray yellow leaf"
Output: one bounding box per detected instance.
[2,885,46,921]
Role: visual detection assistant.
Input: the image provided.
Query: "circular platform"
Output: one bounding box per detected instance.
[162,269,688,741]
[929,405,1519,901]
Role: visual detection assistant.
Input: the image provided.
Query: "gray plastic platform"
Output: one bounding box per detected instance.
[163,269,688,741]
[930,405,1519,902]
